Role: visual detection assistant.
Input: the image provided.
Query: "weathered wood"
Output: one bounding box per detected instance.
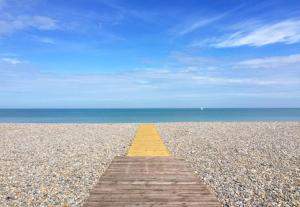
[83,157,221,207]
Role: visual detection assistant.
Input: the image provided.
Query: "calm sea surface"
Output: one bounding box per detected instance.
[0,108,299,123]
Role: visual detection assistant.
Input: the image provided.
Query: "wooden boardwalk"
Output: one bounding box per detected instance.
[83,125,221,206]
[83,157,221,207]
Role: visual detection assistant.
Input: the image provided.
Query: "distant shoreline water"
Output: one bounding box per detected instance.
[0,108,299,123]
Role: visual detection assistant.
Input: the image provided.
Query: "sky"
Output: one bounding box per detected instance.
[0,0,300,108]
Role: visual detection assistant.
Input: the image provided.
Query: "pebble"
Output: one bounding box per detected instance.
[1,122,299,206]
[158,122,300,206]
[0,124,135,207]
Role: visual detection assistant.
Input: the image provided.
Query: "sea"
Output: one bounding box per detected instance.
[0,108,299,123]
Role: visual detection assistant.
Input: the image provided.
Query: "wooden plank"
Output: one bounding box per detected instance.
[90,189,212,194]
[84,201,221,207]
[98,181,202,185]
[91,184,209,191]
[83,157,221,207]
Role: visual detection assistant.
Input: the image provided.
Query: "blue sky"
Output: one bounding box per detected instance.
[0,0,300,108]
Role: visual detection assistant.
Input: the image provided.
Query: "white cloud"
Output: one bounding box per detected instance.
[1,63,299,107]
[31,16,57,30]
[128,68,297,86]
[0,15,57,35]
[177,14,226,36]
[1,57,22,65]
[171,52,218,66]
[239,53,300,68]
[222,91,300,98]
[35,37,57,44]
[215,19,300,47]
[190,75,292,86]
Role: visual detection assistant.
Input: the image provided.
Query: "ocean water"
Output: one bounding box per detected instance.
[0,108,299,123]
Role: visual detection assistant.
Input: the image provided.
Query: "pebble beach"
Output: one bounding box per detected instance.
[159,122,300,206]
[0,124,135,207]
[0,122,299,206]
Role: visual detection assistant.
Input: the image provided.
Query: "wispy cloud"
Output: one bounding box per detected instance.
[172,4,246,37]
[1,63,296,92]
[96,0,161,23]
[1,58,299,107]
[1,57,22,65]
[238,53,300,68]
[170,52,218,66]
[215,19,300,47]
[33,37,57,44]
[190,75,295,86]
[176,14,226,36]
[0,15,57,35]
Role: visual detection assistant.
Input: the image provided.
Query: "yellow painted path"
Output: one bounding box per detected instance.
[127,124,170,156]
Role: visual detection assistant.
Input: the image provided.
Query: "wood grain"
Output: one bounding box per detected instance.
[83,156,221,207]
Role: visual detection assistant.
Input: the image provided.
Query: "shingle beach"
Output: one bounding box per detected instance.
[0,122,299,206]
[0,124,135,207]
[159,122,300,206]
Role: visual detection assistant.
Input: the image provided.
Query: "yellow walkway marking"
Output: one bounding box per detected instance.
[127,124,170,156]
